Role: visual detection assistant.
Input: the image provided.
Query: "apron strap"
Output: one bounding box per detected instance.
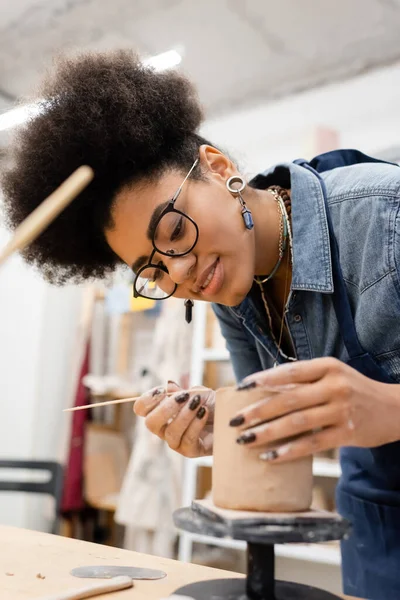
[296,159,366,360]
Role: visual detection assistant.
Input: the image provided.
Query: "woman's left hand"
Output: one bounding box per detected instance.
[230,357,400,463]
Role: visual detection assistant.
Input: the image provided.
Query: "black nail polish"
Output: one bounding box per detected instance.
[196,406,206,419]
[236,432,256,445]
[260,450,278,461]
[229,415,245,427]
[189,395,201,411]
[236,380,257,391]
[152,387,165,397]
[175,392,189,404]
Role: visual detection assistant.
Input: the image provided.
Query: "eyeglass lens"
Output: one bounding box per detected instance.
[154,211,197,255]
[134,213,197,299]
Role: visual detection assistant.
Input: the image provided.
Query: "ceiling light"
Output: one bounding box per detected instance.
[143,49,182,71]
[0,103,43,133]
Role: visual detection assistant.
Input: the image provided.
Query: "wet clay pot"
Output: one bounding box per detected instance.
[212,386,313,512]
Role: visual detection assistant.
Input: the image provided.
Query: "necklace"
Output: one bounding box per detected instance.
[254,190,287,285]
[254,187,296,367]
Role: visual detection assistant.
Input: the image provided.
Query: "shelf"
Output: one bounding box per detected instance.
[185,532,246,551]
[313,458,341,478]
[193,456,213,468]
[275,542,341,565]
[186,533,341,566]
[193,456,341,478]
[202,348,230,361]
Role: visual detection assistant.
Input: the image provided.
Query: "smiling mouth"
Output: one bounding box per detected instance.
[198,258,224,297]
[201,264,216,289]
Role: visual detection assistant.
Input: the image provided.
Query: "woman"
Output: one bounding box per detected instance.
[2,51,400,600]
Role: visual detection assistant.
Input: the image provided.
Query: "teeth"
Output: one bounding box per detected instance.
[202,265,216,289]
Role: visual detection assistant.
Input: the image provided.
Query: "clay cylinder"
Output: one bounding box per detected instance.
[212,386,313,512]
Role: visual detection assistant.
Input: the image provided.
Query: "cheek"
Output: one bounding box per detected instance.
[195,203,244,251]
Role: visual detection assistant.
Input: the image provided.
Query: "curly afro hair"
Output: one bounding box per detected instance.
[1,50,210,284]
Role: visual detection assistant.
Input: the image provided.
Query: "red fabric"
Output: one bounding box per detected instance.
[60,343,90,514]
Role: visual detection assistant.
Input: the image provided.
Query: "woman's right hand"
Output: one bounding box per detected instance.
[134,381,215,458]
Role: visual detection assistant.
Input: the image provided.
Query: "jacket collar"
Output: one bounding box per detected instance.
[250,161,334,294]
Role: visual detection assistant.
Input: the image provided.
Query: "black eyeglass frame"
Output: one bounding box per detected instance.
[133,159,200,300]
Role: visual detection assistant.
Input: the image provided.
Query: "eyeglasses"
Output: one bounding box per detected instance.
[133,158,199,300]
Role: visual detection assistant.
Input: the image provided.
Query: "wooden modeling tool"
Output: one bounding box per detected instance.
[35,575,133,600]
[63,392,175,412]
[0,165,94,267]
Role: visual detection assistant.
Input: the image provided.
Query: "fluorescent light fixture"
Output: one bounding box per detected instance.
[143,49,182,71]
[0,102,43,133]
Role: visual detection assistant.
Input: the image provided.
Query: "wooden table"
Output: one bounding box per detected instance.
[0,525,242,599]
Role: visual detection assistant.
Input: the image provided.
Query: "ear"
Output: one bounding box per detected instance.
[198,145,238,181]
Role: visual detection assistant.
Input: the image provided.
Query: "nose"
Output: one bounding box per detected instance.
[165,253,196,286]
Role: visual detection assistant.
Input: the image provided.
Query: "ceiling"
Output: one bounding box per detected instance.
[1,0,400,118]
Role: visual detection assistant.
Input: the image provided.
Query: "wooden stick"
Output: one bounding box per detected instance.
[0,165,94,267]
[63,392,175,412]
[36,575,133,600]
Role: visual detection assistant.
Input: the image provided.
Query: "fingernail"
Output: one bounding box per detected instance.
[229,415,245,427]
[236,432,256,445]
[259,450,278,461]
[197,406,206,419]
[236,380,257,391]
[168,380,179,387]
[175,392,190,404]
[189,395,201,411]
[152,386,165,397]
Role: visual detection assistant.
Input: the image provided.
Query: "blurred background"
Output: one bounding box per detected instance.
[1,1,400,596]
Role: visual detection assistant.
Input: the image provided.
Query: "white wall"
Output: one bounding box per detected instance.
[0,224,83,530]
[0,227,46,527]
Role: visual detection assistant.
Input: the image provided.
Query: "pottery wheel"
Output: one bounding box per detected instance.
[172,500,351,600]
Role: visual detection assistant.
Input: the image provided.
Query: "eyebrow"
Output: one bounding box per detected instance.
[131,200,170,273]
[147,200,169,240]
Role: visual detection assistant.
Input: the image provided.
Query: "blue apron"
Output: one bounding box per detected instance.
[295,150,400,600]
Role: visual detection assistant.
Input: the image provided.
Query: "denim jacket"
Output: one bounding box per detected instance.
[212,155,400,385]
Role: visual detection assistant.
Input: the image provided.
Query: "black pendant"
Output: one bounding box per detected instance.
[184,299,193,323]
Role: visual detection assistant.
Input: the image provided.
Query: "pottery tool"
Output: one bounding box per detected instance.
[63,382,295,413]
[0,165,94,267]
[36,575,133,600]
[71,565,166,580]
[63,393,175,412]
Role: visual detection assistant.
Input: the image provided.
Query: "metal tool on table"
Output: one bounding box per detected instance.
[172,499,351,600]
[36,575,133,600]
[71,565,166,580]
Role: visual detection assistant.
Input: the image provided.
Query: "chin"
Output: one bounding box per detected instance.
[217,280,253,308]
[223,292,248,307]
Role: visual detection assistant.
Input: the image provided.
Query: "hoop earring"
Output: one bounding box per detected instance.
[226,175,254,230]
[184,299,193,323]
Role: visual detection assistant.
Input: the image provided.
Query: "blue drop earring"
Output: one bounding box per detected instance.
[226,175,254,230]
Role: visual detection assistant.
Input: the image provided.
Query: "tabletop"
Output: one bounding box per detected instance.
[0,524,242,599]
